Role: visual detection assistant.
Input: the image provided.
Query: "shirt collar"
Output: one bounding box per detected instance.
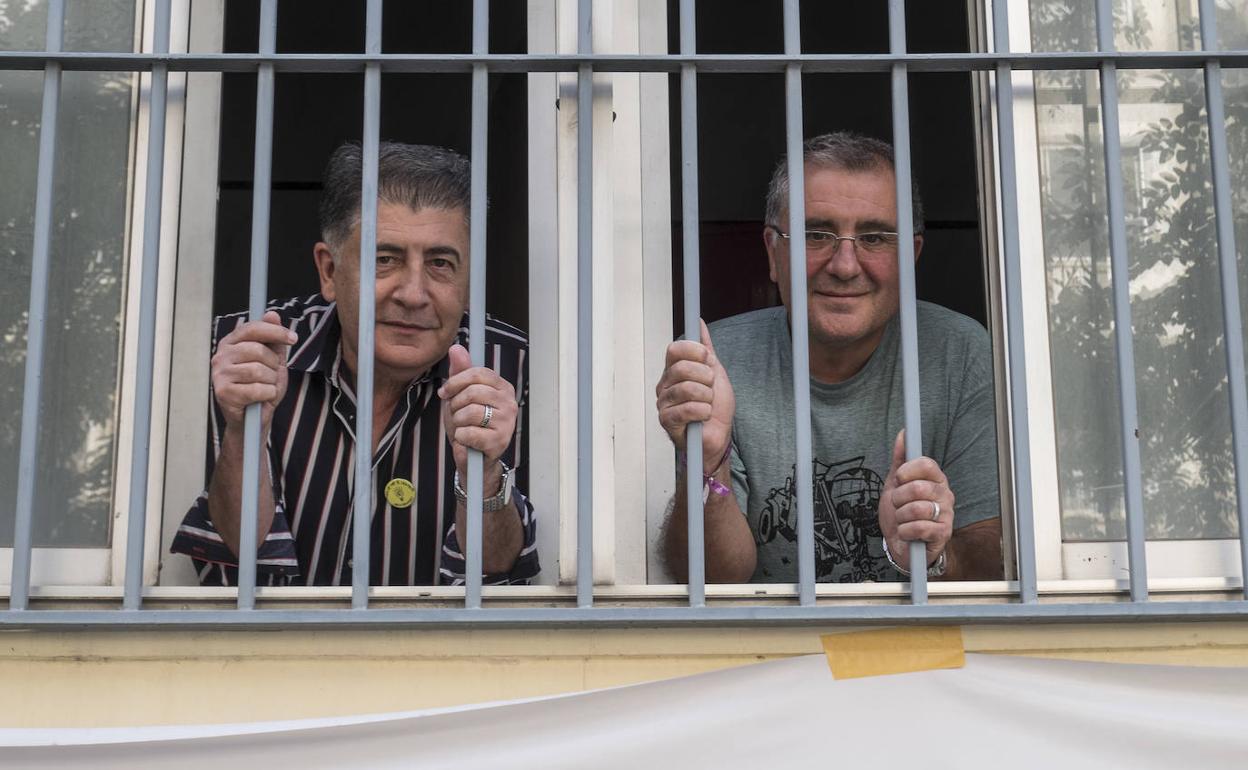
[286,298,341,377]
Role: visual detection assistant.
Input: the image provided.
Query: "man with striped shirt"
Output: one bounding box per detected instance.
[172,142,538,586]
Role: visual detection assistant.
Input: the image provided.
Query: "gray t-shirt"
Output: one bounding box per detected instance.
[709,302,999,583]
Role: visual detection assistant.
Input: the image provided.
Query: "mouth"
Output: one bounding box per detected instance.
[813,291,868,300]
[379,320,439,332]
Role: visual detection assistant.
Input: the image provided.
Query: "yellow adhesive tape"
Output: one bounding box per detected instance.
[821,627,965,680]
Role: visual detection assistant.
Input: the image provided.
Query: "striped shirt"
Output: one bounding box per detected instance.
[170,293,539,586]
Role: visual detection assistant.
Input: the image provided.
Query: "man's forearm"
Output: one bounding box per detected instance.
[454,465,523,575]
[206,425,278,558]
[937,517,1003,581]
[663,464,757,583]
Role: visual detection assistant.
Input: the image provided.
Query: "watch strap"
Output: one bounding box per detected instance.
[453,461,514,512]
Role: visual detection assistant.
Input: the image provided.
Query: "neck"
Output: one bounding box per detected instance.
[801,326,886,385]
[339,345,417,408]
[808,343,877,384]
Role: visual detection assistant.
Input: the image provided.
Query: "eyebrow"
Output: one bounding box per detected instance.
[374,242,463,264]
[805,218,897,232]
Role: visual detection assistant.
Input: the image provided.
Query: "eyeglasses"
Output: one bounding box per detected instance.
[766,224,900,254]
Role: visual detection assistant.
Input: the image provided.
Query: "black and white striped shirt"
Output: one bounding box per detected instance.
[171,294,539,586]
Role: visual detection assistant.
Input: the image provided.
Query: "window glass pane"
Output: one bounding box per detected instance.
[1029,0,1199,52]
[1030,0,1247,541]
[0,0,137,547]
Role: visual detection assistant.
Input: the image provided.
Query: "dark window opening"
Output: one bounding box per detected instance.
[666,0,986,331]
[212,0,530,332]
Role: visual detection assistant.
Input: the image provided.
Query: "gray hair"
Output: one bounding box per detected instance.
[318,140,472,248]
[763,131,925,235]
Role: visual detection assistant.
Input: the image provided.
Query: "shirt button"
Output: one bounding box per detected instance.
[347,559,354,568]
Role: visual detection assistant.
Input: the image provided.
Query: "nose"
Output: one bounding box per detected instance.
[821,238,863,281]
[389,263,430,309]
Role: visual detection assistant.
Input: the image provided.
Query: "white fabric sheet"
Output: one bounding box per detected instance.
[3,653,1247,768]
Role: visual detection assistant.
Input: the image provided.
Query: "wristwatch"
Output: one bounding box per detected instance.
[453,460,514,512]
[881,537,947,578]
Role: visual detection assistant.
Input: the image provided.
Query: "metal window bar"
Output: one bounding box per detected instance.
[887,0,928,603]
[576,0,594,609]
[237,0,278,611]
[9,0,66,612]
[990,0,1038,603]
[122,0,174,611]
[352,0,384,610]
[5,1,1248,625]
[781,0,817,607]
[1095,0,1149,603]
[1198,0,1248,599]
[465,0,490,609]
[679,0,706,607]
[7,51,1248,74]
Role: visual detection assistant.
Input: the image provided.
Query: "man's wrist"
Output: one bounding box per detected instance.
[223,415,271,441]
[881,537,947,578]
[453,460,514,511]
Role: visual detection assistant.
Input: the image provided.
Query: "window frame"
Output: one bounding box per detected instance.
[4,0,1245,619]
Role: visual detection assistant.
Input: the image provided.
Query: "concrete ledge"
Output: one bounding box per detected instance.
[0,622,1246,727]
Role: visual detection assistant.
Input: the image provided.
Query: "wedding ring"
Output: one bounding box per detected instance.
[479,404,494,429]
[930,500,941,522]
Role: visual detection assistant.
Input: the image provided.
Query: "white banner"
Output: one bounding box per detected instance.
[3,653,1247,768]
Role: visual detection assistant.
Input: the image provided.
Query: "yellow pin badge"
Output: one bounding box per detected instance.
[385,478,415,508]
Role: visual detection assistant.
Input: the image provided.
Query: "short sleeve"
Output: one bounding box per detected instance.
[940,330,1000,531]
[438,488,540,585]
[170,491,302,584]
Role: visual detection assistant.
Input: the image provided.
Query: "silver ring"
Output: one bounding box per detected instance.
[930,500,941,522]
[479,404,494,429]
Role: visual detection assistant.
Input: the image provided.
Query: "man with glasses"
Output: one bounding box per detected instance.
[656,132,1002,583]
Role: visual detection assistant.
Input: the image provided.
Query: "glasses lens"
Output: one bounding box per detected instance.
[805,230,837,248]
[856,233,898,252]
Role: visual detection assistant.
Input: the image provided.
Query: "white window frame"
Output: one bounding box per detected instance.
[151,0,1247,593]
[157,0,224,586]
[527,0,676,587]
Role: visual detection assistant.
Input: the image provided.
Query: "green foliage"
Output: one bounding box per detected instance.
[0,0,135,546]
[1030,0,1248,539]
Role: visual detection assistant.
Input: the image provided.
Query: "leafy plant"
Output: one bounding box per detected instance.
[1030,0,1248,539]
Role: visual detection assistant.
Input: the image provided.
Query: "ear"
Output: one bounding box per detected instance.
[913,234,924,262]
[764,227,780,284]
[313,242,338,302]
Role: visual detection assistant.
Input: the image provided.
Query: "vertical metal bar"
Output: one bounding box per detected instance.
[236,0,278,611]
[1095,0,1148,602]
[9,0,66,611]
[353,0,383,609]
[679,0,705,606]
[782,0,815,606]
[888,0,927,603]
[465,0,489,609]
[1198,0,1248,598]
[991,1,1037,603]
[576,0,594,608]
[122,0,174,611]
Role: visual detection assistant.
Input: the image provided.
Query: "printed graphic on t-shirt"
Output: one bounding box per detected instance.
[756,457,891,582]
